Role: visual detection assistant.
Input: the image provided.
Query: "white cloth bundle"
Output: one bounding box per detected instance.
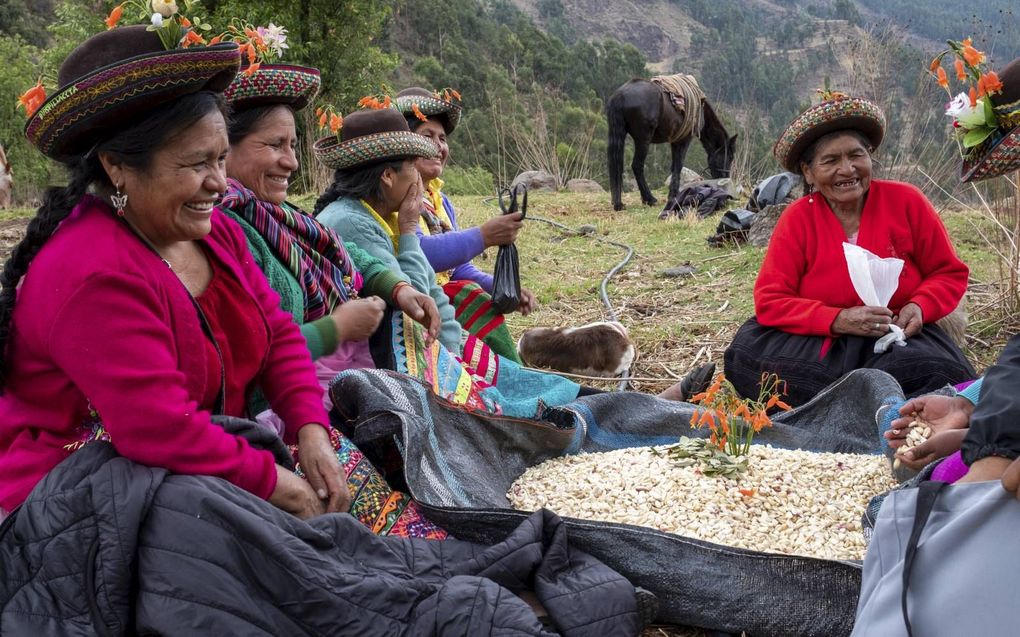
[843,242,906,353]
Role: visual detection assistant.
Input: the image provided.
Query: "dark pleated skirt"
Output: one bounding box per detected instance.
[723,317,976,406]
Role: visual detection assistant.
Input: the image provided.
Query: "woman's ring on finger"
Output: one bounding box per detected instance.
[874,322,881,329]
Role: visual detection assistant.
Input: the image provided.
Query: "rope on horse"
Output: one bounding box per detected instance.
[650,74,705,143]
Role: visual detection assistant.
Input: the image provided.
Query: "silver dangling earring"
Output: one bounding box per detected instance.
[111,186,128,217]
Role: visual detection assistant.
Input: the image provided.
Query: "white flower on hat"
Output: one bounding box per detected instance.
[150,0,178,18]
[258,23,289,59]
[150,12,163,26]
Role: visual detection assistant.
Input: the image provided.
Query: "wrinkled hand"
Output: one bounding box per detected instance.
[395,284,441,345]
[269,465,326,519]
[831,305,894,337]
[331,296,386,342]
[480,212,524,247]
[517,287,537,316]
[894,429,968,471]
[397,172,425,235]
[297,425,350,514]
[886,394,973,448]
[893,302,923,338]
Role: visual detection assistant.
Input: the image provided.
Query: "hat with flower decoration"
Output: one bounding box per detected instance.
[313,106,438,170]
[958,57,1020,182]
[21,21,239,162]
[218,21,320,112]
[773,94,886,173]
[394,87,462,134]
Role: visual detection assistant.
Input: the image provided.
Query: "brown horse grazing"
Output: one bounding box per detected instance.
[607,79,736,212]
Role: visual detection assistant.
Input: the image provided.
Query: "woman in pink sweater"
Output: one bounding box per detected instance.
[0,27,345,517]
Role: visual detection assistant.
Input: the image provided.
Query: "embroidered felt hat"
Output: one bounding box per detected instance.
[961,57,1020,182]
[313,107,438,170]
[773,96,886,172]
[224,64,321,112]
[394,87,462,134]
[25,25,240,162]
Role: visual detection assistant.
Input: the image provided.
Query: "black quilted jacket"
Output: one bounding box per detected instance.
[0,442,641,636]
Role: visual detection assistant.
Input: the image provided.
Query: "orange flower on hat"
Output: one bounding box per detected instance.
[411,103,427,121]
[241,61,260,76]
[936,66,949,88]
[961,38,985,66]
[16,80,46,118]
[104,3,124,30]
[181,29,206,47]
[981,70,1003,95]
[954,58,967,81]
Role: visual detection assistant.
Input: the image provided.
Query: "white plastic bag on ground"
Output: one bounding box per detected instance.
[843,242,906,353]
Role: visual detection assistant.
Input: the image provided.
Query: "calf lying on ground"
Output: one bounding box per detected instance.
[518,321,635,377]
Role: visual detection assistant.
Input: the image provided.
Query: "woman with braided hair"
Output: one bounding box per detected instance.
[0,26,347,518]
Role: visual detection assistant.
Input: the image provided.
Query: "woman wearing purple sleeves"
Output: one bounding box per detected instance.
[395,87,532,362]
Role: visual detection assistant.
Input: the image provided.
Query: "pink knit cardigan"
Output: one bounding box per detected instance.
[0,196,328,511]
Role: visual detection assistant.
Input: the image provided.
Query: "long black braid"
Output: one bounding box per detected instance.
[312,160,407,217]
[0,91,227,392]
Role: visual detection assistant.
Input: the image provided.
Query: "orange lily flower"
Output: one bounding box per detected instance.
[179,16,191,28]
[954,58,966,81]
[329,113,342,133]
[689,411,699,427]
[929,57,941,73]
[246,43,257,64]
[982,70,1003,94]
[969,86,978,107]
[241,62,261,76]
[775,399,792,411]
[450,89,461,100]
[182,30,206,47]
[411,103,427,121]
[936,66,949,88]
[961,41,985,67]
[382,95,392,108]
[17,80,46,118]
[318,112,327,128]
[208,35,222,45]
[104,3,124,30]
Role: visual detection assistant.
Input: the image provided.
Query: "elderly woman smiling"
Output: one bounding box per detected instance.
[724,95,975,406]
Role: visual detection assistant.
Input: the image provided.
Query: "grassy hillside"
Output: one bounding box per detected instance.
[291,188,1008,387]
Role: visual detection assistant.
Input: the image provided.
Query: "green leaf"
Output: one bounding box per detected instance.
[979,98,995,127]
[963,127,995,148]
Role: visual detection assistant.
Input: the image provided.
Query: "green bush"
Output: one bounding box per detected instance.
[442,164,496,196]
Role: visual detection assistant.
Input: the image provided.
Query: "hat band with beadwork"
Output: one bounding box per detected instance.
[26,43,240,161]
[773,96,885,172]
[394,95,461,132]
[314,131,438,170]
[962,125,1020,182]
[224,64,320,111]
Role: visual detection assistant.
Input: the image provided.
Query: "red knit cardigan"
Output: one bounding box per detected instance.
[754,180,968,336]
[0,196,328,511]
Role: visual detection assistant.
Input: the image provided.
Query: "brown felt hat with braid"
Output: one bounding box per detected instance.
[312,107,438,170]
[25,26,240,161]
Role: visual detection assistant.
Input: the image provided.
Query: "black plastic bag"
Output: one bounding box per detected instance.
[491,185,527,314]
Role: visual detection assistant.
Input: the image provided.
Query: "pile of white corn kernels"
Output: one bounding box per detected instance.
[508,445,898,561]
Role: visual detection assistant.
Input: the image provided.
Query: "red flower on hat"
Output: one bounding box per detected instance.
[17,80,46,118]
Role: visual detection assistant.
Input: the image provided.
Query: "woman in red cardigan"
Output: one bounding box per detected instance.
[0,27,347,517]
[724,96,974,406]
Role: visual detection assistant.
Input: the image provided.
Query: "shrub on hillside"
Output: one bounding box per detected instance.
[442,164,496,196]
